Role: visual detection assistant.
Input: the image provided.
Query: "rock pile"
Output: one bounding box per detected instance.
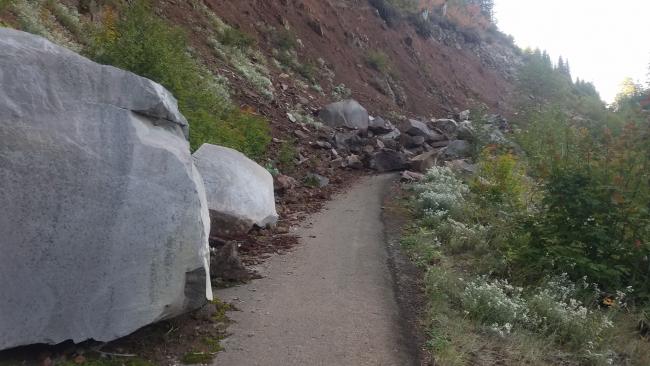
[315,99,479,173]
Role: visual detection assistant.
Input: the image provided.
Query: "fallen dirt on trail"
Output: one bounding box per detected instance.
[214,174,416,366]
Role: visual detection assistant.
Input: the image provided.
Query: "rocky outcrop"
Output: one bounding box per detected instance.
[319,99,369,132]
[0,29,211,350]
[193,144,278,238]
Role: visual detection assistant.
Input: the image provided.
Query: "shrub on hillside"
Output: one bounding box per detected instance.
[90,0,270,158]
[365,49,391,74]
[217,26,256,49]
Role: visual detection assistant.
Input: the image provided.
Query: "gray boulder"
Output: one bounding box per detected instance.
[0,29,211,350]
[370,149,408,172]
[430,119,458,137]
[334,130,364,154]
[402,119,445,142]
[368,117,395,134]
[401,134,426,148]
[319,99,369,132]
[409,150,440,173]
[442,140,473,158]
[193,144,278,238]
[457,121,475,140]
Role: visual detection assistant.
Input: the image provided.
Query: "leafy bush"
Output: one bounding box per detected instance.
[472,150,527,207]
[90,0,270,158]
[272,28,298,51]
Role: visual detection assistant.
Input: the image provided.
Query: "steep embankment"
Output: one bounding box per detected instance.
[163,0,518,118]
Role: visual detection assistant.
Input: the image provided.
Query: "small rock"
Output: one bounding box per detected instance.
[294,130,309,139]
[409,150,440,173]
[304,173,329,188]
[274,174,298,192]
[346,154,364,170]
[458,110,471,121]
[400,171,425,182]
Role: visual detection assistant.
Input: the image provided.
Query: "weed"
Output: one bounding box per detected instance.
[180,351,213,365]
[272,28,298,51]
[277,138,298,174]
[332,83,352,101]
[217,26,255,49]
[365,49,391,74]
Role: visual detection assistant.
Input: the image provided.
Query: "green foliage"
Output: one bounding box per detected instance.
[90,0,270,158]
[277,138,297,174]
[471,150,527,207]
[272,28,298,51]
[217,26,255,49]
[181,351,214,365]
[365,49,391,74]
[44,0,84,40]
[0,0,13,12]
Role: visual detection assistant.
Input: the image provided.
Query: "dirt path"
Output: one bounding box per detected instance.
[213,174,414,366]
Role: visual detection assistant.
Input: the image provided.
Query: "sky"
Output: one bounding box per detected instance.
[493,0,650,103]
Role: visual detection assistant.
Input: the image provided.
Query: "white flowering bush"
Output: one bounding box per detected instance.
[437,218,489,253]
[525,276,615,349]
[414,166,469,217]
[461,276,529,327]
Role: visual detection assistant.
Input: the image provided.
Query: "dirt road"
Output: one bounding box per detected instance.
[213,174,414,366]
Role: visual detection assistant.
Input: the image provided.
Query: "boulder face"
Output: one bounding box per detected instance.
[319,99,370,132]
[193,144,278,238]
[0,29,212,350]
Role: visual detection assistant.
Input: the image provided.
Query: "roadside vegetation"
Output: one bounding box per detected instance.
[401,51,650,365]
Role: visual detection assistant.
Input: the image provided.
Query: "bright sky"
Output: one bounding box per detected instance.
[494,0,650,103]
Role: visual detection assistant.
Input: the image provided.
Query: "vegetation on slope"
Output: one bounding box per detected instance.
[1,0,271,159]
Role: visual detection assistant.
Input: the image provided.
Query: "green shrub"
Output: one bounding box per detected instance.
[272,28,298,51]
[277,138,297,173]
[0,0,13,12]
[217,26,255,49]
[365,49,391,74]
[90,0,270,158]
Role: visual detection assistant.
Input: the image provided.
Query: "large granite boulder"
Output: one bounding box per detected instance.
[319,99,369,132]
[0,29,212,350]
[193,144,278,238]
